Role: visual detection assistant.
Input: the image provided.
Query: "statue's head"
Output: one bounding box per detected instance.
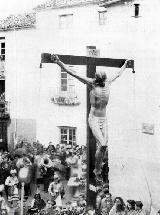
[94,71,107,87]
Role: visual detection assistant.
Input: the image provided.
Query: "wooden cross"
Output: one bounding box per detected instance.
[41,53,134,210]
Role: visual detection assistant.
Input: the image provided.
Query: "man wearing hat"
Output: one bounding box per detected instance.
[48,173,64,207]
[39,156,53,192]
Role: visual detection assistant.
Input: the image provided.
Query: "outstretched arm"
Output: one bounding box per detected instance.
[109,60,129,83]
[51,54,94,86]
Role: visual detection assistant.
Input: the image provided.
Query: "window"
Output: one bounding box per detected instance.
[60,127,76,145]
[99,11,107,25]
[0,38,5,61]
[61,69,67,92]
[60,67,75,96]
[51,66,79,105]
[0,38,5,76]
[134,3,140,17]
[59,14,73,29]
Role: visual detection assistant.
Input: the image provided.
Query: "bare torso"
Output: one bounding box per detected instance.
[90,81,110,117]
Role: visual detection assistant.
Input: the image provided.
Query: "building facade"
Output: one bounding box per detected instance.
[0,36,10,150]
[1,0,160,212]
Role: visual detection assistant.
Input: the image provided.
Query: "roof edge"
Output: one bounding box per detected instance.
[33,0,129,12]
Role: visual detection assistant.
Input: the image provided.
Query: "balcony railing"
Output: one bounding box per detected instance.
[51,91,80,106]
[0,93,10,119]
[0,60,5,79]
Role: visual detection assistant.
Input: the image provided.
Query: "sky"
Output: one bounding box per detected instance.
[0,0,46,19]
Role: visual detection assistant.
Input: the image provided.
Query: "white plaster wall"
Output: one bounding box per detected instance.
[106,1,160,212]
[4,28,87,146]
[5,29,40,120]
[36,0,160,211]
[36,63,87,145]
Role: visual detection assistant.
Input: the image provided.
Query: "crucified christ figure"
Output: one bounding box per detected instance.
[51,54,129,180]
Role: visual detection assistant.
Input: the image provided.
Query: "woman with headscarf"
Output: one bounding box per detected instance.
[5,169,19,205]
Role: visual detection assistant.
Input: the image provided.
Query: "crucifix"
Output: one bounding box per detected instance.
[40,52,134,210]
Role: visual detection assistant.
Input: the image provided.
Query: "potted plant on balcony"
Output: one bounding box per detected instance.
[51,95,80,106]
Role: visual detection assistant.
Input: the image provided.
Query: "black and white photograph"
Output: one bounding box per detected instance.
[0,0,159,214]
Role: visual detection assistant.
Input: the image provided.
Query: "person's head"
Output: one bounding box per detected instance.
[54,174,60,182]
[46,200,52,208]
[44,158,49,165]
[72,150,77,156]
[103,188,109,195]
[94,70,107,87]
[76,148,81,155]
[55,207,61,214]
[114,197,123,205]
[99,191,105,199]
[127,200,135,210]
[3,156,8,162]
[86,206,95,215]
[114,197,125,212]
[87,210,95,215]
[34,193,41,200]
[103,183,109,189]
[56,144,60,150]
[135,201,143,210]
[23,157,30,164]
[104,193,112,201]
[97,187,102,194]
[10,169,17,176]
[157,210,160,215]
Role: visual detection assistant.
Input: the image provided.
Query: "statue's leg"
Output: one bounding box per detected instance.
[101,119,109,184]
[94,145,107,175]
[101,119,108,163]
[94,117,108,182]
[88,115,107,177]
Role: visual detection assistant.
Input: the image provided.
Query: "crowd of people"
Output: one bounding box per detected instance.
[0,140,87,214]
[0,141,150,215]
[96,190,146,215]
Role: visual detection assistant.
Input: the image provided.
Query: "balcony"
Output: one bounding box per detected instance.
[0,60,5,79]
[0,93,10,120]
[51,91,80,106]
